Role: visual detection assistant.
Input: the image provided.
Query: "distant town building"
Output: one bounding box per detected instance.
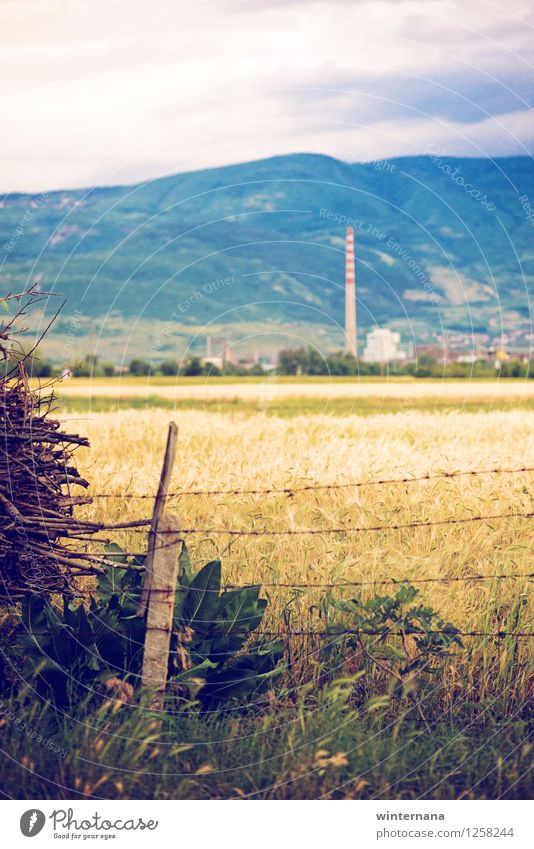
[363,328,405,363]
[204,356,224,370]
[222,343,237,366]
[493,347,509,369]
[205,336,236,366]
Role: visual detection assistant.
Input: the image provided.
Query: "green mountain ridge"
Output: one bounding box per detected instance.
[1,153,533,358]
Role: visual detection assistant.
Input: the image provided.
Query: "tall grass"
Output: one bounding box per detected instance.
[1,682,531,799]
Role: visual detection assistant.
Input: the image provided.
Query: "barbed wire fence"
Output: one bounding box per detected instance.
[42,428,534,641]
[3,423,533,648]
[86,464,534,499]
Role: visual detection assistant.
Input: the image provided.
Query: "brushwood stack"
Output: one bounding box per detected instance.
[0,290,92,600]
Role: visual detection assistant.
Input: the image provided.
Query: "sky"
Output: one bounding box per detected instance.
[1,0,533,192]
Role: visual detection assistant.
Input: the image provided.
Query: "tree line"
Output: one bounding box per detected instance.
[5,347,531,379]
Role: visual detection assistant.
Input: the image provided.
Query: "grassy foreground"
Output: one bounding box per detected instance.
[1,687,531,799]
[1,407,533,799]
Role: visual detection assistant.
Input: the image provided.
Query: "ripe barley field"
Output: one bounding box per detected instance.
[76,406,534,601]
[2,403,533,800]
[75,407,533,712]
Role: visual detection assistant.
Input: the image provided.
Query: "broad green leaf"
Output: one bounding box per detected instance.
[104,542,128,564]
[218,585,261,633]
[92,610,126,671]
[178,543,192,584]
[181,560,221,629]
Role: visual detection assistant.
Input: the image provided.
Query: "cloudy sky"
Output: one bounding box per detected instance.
[1,0,533,192]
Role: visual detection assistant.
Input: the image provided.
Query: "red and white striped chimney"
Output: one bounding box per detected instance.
[344,226,357,356]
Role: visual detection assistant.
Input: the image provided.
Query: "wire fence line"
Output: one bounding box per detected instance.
[259,629,534,639]
[39,463,532,631]
[64,563,534,588]
[56,465,532,539]
[91,509,533,536]
[222,572,534,590]
[85,465,534,499]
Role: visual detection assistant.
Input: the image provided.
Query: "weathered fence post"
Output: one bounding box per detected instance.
[137,421,178,616]
[141,511,182,711]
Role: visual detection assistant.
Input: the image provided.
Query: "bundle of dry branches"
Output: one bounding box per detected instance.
[0,288,93,600]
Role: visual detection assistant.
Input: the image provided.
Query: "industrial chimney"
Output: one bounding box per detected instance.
[344,226,357,356]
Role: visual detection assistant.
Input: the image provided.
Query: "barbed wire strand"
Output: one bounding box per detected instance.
[223,572,534,590]
[106,510,534,535]
[85,465,534,499]
[259,629,534,639]
[65,567,534,588]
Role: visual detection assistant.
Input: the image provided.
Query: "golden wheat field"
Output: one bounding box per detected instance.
[71,407,534,702]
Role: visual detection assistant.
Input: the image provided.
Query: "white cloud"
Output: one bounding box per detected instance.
[0,0,533,192]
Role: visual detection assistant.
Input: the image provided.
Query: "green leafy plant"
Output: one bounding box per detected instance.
[19,585,144,707]
[327,585,463,725]
[17,544,284,710]
[171,546,284,706]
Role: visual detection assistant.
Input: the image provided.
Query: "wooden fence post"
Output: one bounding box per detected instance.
[137,421,178,616]
[141,511,182,711]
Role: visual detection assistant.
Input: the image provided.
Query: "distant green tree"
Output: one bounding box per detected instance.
[27,356,53,378]
[415,354,437,378]
[160,359,179,376]
[278,348,313,375]
[72,356,116,377]
[327,351,363,375]
[72,354,98,377]
[129,358,151,376]
[327,352,351,375]
[0,345,55,378]
[182,356,203,377]
[306,348,326,375]
[447,363,470,378]
[279,347,389,376]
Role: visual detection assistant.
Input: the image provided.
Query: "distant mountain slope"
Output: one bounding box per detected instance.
[1,153,533,354]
